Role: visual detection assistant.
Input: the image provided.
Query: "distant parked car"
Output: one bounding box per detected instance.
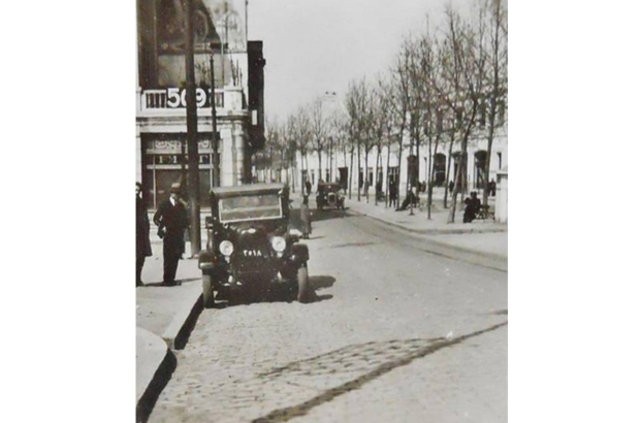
[198,183,310,307]
[316,182,345,211]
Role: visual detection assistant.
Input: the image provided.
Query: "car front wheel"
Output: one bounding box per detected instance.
[297,265,309,303]
[202,273,215,308]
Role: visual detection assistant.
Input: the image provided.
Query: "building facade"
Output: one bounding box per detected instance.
[136,0,265,208]
[259,122,507,200]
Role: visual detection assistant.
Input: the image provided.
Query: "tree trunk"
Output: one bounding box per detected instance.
[374,146,381,205]
[348,147,354,199]
[357,141,361,201]
[343,145,348,190]
[415,127,420,189]
[317,147,323,182]
[385,139,391,208]
[483,107,496,208]
[447,151,464,223]
[397,135,404,201]
[426,135,432,220]
[444,129,455,208]
[364,148,370,202]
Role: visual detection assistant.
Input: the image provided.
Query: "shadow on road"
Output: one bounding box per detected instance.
[252,321,508,422]
[288,207,354,229]
[309,275,336,290]
[205,274,337,308]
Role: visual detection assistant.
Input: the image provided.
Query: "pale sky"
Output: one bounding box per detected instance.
[247,0,469,120]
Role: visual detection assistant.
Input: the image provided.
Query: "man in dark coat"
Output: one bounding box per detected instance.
[489,179,497,196]
[153,184,188,286]
[136,182,152,287]
[300,195,312,239]
[463,191,481,223]
[388,178,398,208]
[305,179,312,196]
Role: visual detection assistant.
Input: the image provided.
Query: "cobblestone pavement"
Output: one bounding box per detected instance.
[148,210,507,423]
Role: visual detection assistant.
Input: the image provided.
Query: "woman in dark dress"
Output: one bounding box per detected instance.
[136,182,152,286]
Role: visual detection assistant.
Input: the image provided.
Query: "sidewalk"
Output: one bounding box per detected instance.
[136,240,203,422]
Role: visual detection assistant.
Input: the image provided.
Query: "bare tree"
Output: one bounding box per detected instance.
[308,97,328,182]
[412,30,440,219]
[437,7,486,223]
[480,0,508,209]
[345,78,369,201]
[404,36,429,191]
[263,117,279,182]
[370,77,392,205]
[377,78,397,207]
[389,45,412,198]
[284,115,298,192]
[327,109,348,187]
[291,106,312,180]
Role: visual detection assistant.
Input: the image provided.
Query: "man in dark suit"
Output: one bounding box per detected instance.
[305,179,312,196]
[153,183,188,286]
[136,182,152,287]
[388,178,398,208]
[463,191,482,223]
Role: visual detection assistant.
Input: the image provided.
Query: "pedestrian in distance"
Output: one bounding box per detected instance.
[388,178,398,208]
[363,179,370,203]
[305,179,312,196]
[448,180,454,196]
[300,195,312,239]
[153,183,189,286]
[136,182,152,287]
[396,187,418,211]
[463,191,481,223]
[489,179,497,197]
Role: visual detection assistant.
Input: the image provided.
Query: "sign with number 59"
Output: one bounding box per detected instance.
[166,87,211,108]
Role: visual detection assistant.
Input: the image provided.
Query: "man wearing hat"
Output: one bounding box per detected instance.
[153,183,189,286]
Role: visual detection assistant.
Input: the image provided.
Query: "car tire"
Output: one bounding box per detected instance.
[297,265,309,303]
[202,273,215,308]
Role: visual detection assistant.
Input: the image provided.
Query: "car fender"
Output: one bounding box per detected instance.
[290,243,309,264]
[198,250,217,271]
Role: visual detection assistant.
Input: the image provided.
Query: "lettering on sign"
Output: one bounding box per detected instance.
[243,250,263,257]
[165,88,222,109]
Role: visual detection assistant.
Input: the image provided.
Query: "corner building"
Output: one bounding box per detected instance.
[136,0,265,208]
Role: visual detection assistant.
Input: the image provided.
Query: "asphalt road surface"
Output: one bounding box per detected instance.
[148,209,507,423]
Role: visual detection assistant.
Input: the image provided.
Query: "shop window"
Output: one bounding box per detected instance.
[155,155,180,165]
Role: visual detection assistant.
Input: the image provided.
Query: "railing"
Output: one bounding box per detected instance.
[137,87,246,115]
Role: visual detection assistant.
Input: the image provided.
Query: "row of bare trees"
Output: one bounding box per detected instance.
[259,0,507,223]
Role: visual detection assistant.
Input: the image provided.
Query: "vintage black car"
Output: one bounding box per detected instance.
[198,183,310,307]
[315,182,345,211]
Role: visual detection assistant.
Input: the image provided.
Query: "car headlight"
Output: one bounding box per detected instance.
[219,240,234,256]
[270,236,286,252]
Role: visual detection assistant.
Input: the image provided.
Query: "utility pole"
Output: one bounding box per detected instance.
[184,0,201,256]
[210,43,219,187]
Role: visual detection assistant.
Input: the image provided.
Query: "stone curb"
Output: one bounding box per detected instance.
[137,289,203,422]
[350,208,506,235]
[161,292,203,350]
[349,209,507,272]
[136,328,176,423]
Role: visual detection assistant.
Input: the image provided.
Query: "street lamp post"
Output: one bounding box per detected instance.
[210,41,220,187]
[184,0,201,256]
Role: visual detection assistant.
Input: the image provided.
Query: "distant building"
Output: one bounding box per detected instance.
[136,0,265,208]
[288,108,507,198]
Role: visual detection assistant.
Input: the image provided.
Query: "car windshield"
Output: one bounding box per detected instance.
[218,194,282,223]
